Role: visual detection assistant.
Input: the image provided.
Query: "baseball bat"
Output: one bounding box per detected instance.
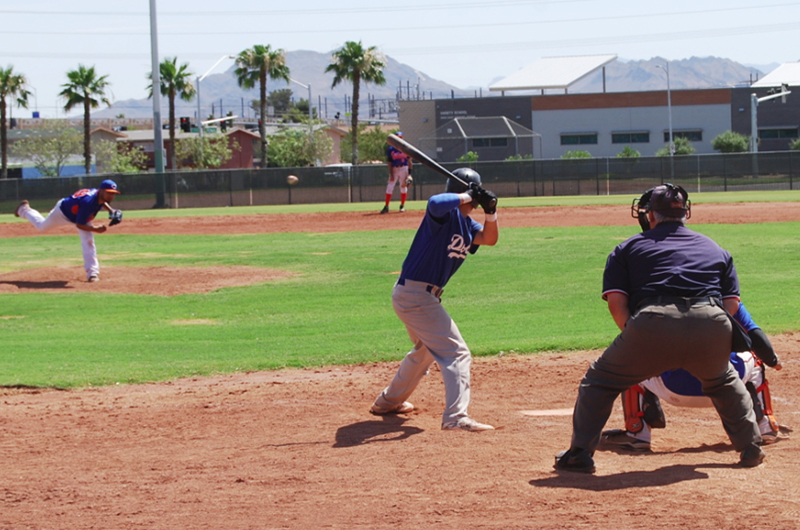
[387,134,497,210]
[386,134,471,189]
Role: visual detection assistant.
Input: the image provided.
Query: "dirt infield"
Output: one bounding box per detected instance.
[2,203,799,528]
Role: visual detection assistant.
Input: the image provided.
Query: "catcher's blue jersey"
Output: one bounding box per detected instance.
[398,193,482,289]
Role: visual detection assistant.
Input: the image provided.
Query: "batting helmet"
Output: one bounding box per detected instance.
[446,168,482,194]
[631,183,691,232]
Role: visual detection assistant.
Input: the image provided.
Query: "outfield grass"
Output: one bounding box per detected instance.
[2,211,798,388]
[3,189,799,220]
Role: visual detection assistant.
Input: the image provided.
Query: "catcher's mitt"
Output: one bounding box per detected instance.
[405,175,413,186]
[109,209,123,226]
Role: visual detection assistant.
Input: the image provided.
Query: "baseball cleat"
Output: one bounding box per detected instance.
[370,400,414,415]
[88,274,99,283]
[601,429,651,452]
[441,417,494,432]
[14,200,29,217]
[399,205,405,212]
[760,424,792,445]
[379,205,389,214]
[554,447,596,474]
[738,444,766,468]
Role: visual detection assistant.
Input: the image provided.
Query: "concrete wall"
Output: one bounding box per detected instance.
[532,104,732,158]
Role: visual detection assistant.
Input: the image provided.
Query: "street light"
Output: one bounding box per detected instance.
[290,77,315,164]
[656,61,674,177]
[197,55,235,138]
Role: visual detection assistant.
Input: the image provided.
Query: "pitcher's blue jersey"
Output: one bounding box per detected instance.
[59,189,103,225]
[398,193,482,288]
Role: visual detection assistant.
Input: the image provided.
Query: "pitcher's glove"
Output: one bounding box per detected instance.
[109,209,123,226]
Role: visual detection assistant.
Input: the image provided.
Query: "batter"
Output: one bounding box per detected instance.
[370,168,499,431]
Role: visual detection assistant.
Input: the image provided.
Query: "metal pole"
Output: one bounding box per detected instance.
[197,76,202,138]
[149,0,166,207]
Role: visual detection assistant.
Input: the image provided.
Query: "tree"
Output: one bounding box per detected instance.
[59,65,110,175]
[148,57,195,170]
[457,151,480,163]
[562,150,592,159]
[339,124,389,163]
[326,41,386,165]
[616,146,641,158]
[0,66,31,179]
[267,88,293,115]
[656,136,694,156]
[11,120,82,177]
[711,130,749,153]
[234,45,290,168]
[268,126,333,167]
[94,140,148,174]
[174,134,237,169]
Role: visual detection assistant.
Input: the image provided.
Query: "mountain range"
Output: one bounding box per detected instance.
[95,52,778,121]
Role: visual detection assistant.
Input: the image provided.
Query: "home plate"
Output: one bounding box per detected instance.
[520,408,573,417]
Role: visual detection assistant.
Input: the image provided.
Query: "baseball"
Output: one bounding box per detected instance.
[286,175,299,185]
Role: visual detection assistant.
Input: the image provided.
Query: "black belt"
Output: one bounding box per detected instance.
[397,278,443,298]
[637,296,719,309]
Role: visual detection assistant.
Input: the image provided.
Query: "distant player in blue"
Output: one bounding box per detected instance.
[380,131,413,214]
[370,168,499,432]
[14,179,122,282]
[602,302,790,450]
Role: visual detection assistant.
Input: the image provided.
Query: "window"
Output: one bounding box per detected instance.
[561,134,597,145]
[759,128,799,139]
[665,130,702,142]
[472,138,508,148]
[612,132,650,144]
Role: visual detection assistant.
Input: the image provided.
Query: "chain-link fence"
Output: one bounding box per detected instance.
[2,151,797,213]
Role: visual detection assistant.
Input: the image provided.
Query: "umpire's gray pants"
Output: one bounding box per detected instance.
[378,280,471,425]
[571,301,761,453]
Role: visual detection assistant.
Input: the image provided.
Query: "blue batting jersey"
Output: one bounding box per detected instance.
[398,193,482,289]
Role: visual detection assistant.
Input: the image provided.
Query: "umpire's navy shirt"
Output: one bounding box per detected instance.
[602,222,740,312]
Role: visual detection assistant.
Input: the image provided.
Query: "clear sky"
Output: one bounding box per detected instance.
[2,0,798,118]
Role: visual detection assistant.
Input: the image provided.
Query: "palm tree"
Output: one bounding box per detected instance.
[326,41,386,165]
[0,66,30,179]
[148,57,195,170]
[59,65,110,175]
[234,45,290,168]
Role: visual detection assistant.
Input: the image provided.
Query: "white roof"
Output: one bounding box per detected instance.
[751,61,800,88]
[489,54,617,92]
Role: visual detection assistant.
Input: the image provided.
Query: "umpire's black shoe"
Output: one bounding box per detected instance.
[739,444,766,468]
[554,447,595,474]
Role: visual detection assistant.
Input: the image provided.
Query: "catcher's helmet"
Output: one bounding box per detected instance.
[631,183,691,232]
[446,168,482,194]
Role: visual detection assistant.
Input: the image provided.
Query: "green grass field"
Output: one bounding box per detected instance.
[2,192,799,388]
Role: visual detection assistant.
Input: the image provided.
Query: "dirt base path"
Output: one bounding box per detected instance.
[1,202,799,528]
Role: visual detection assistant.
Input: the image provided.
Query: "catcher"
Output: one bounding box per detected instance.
[602,301,791,451]
[381,131,413,214]
[14,179,123,282]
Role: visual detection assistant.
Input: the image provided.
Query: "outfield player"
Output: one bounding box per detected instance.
[14,179,122,282]
[380,131,413,214]
[555,184,764,473]
[370,168,499,431]
[602,302,789,451]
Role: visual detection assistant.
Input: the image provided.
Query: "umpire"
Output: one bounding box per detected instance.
[555,184,764,473]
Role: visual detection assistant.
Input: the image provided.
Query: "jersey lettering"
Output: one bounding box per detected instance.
[447,234,470,260]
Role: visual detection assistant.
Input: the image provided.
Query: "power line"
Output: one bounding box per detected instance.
[2,3,798,35]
